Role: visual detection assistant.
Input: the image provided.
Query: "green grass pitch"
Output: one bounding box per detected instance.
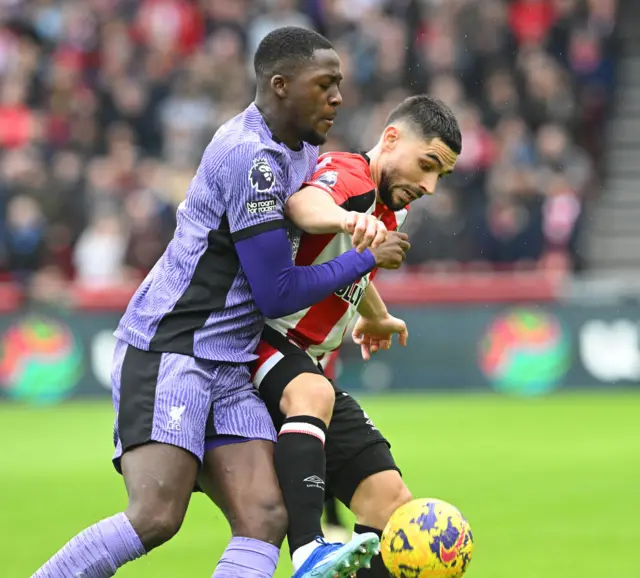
[2,392,639,577]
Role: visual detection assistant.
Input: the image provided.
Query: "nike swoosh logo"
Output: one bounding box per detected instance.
[440,528,466,564]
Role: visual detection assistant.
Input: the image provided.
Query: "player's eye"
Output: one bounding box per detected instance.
[320,77,341,91]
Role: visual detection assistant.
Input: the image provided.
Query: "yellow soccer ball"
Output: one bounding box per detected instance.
[381,498,474,578]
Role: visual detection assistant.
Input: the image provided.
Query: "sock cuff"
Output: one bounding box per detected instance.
[115,512,147,556]
[283,415,327,430]
[228,536,280,556]
[280,415,327,444]
[217,537,280,576]
[354,523,383,538]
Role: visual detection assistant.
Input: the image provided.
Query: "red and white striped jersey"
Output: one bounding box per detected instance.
[265,152,408,362]
[319,350,339,380]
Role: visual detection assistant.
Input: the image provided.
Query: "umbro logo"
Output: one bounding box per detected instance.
[303,475,325,489]
[363,410,378,431]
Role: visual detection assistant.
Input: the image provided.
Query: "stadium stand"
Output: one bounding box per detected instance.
[0,0,618,299]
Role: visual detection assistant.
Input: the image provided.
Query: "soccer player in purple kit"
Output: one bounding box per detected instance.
[32,27,408,578]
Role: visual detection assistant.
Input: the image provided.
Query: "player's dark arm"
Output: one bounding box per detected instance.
[285,185,350,234]
[235,227,375,319]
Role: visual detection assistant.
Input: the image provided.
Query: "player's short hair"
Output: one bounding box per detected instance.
[386,95,462,155]
[254,26,334,81]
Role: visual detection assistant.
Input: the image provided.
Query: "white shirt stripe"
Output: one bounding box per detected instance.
[253,350,284,388]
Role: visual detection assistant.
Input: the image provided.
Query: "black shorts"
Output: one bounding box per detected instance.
[256,326,401,506]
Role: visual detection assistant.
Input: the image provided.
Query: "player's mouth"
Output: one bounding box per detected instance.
[400,189,414,204]
[321,118,334,127]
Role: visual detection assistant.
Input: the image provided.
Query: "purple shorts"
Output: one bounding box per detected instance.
[204,434,249,452]
[111,339,276,471]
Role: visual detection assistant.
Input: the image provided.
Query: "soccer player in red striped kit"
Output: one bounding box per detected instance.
[203,95,461,577]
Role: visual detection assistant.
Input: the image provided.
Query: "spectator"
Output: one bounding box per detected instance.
[73,213,128,288]
[508,0,555,47]
[535,123,592,193]
[4,195,46,281]
[542,171,582,257]
[404,191,470,265]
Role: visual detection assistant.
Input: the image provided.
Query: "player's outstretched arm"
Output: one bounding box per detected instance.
[352,283,408,360]
[357,282,388,320]
[235,228,376,319]
[286,185,387,251]
[236,230,410,319]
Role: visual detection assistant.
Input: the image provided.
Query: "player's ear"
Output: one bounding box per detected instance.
[271,75,288,98]
[381,125,400,151]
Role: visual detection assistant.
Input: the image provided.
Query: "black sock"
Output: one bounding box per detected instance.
[275,415,327,555]
[354,524,389,577]
[324,496,342,527]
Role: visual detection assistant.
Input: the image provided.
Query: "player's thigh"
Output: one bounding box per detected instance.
[198,438,287,546]
[254,326,332,423]
[325,389,402,510]
[199,361,286,543]
[111,341,214,545]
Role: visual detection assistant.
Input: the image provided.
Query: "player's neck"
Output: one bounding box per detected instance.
[366,145,383,203]
[254,99,302,150]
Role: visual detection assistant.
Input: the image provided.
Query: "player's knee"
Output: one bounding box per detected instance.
[281,373,335,425]
[352,471,413,531]
[120,442,197,550]
[230,493,288,546]
[126,500,186,551]
[384,483,413,522]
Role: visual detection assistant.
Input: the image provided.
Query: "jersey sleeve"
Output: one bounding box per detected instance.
[218,143,289,242]
[235,228,375,319]
[396,206,410,231]
[369,207,412,281]
[303,155,371,207]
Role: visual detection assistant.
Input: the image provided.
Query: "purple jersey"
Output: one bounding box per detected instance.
[115,103,319,362]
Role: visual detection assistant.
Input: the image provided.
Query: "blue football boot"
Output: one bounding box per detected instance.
[292,533,380,578]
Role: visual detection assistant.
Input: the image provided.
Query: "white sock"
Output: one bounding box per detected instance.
[292,540,322,571]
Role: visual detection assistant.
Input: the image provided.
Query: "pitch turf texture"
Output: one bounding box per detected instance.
[2,392,638,578]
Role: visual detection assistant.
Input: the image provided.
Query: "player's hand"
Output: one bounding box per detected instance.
[352,314,408,360]
[342,212,387,253]
[369,231,410,269]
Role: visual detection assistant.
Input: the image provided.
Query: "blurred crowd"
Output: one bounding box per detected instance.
[0,0,618,292]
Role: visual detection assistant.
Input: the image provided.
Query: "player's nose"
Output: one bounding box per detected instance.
[421,173,439,195]
[329,87,343,107]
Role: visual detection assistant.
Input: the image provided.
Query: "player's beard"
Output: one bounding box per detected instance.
[378,168,407,211]
[302,127,328,146]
